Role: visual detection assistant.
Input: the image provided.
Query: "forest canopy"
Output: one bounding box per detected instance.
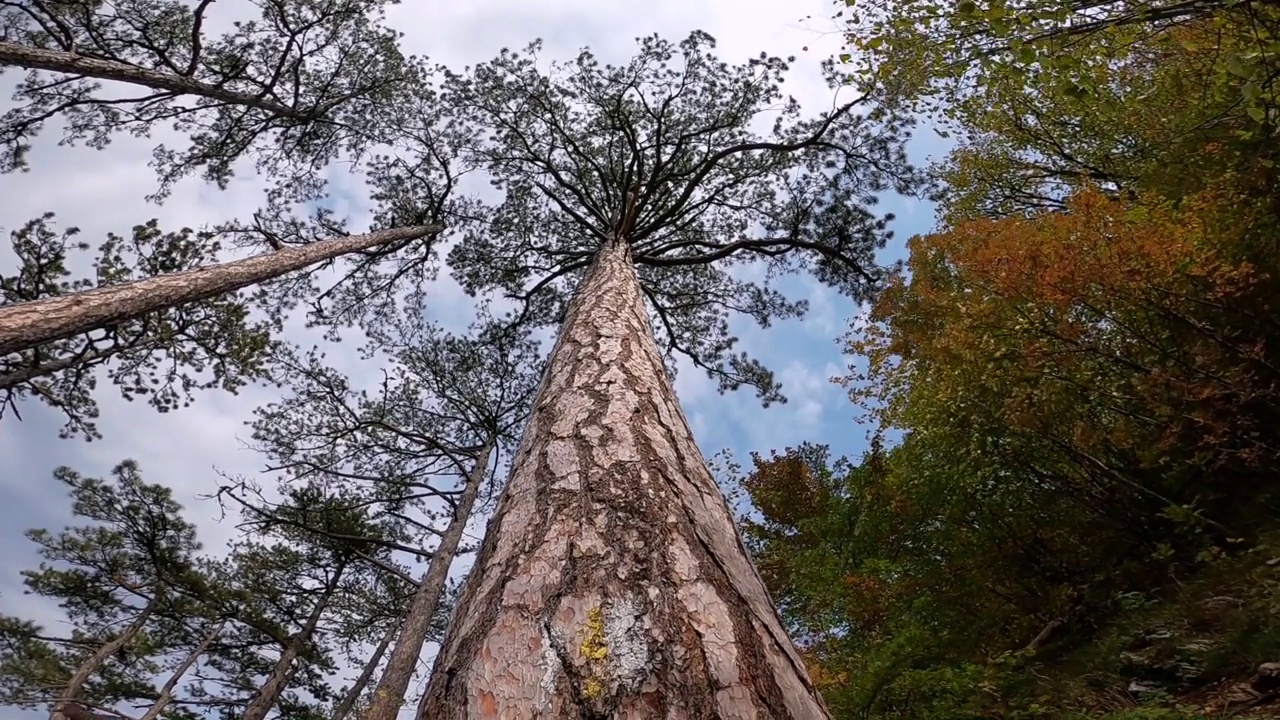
[2,0,1280,717]
[733,1,1280,716]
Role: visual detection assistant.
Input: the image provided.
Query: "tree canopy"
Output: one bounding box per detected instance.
[0,0,421,202]
[390,30,920,404]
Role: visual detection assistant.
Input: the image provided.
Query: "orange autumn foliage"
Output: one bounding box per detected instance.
[845,181,1280,536]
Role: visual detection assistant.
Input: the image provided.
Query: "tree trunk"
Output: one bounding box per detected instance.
[51,596,157,720]
[0,342,140,389]
[140,621,225,720]
[362,441,493,720]
[0,41,309,119]
[0,224,441,357]
[416,238,829,718]
[331,624,398,720]
[243,559,347,720]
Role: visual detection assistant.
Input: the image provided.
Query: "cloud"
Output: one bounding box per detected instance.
[0,0,947,713]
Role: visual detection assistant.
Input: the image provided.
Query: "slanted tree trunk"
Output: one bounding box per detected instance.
[416,238,830,718]
[140,621,225,720]
[51,595,157,720]
[332,624,398,720]
[362,440,493,720]
[0,224,441,357]
[0,42,310,119]
[243,559,347,720]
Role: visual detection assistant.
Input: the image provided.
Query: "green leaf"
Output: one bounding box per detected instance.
[1247,106,1266,122]
[1226,53,1251,78]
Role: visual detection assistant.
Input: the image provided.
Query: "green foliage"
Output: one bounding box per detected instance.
[834,0,1280,225]
[375,30,920,404]
[0,0,421,202]
[1,213,274,440]
[0,461,207,714]
[0,460,407,720]
[743,11,1280,705]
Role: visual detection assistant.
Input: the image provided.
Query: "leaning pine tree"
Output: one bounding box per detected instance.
[395,32,918,716]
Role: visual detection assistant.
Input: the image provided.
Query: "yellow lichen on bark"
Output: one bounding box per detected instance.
[416,238,831,718]
[580,606,609,699]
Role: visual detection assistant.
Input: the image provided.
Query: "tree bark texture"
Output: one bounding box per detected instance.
[243,560,346,720]
[0,224,441,357]
[416,238,830,719]
[0,41,309,119]
[363,441,493,720]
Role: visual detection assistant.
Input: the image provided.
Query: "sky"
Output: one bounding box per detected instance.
[0,0,945,715]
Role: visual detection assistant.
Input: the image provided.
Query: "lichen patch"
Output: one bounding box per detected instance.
[605,593,652,690]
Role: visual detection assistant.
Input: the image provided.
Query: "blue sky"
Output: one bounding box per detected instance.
[0,0,948,714]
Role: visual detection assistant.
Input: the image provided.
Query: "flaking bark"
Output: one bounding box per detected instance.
[362,441,493,720]
[417,238,829,718]
[0,224,441,357]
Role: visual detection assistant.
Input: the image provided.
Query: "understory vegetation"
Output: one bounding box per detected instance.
[735,0,1280,716]
[3,0,1280,714]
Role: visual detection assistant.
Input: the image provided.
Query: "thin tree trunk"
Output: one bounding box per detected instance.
[0,41,309,119]
[331,624,398,720]
[140,621,225,720]
[0,224,441,357]
[0,340,148,389]
[243,559,347,720]
[416,238,829,718]
[363,441,494,720]
[51,596,157,720]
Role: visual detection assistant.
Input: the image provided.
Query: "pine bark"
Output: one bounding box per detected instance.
[416,238,830,718]
[0,224,441,357]
[243,560,346,720]
[362,441,493,720]
[0,41,310,119]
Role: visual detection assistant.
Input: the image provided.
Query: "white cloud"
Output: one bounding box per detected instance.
[0,0,937,714]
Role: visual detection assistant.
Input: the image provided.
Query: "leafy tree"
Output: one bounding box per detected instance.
[778,179,1280,718]
[837,0,1280,120]
[0,213,274,440]
[246,309,541,720]
[734,440,1061,719]
[382,30,918,404]
[403,30,920,716]
[848,185,1280,541]
[0,0,422,202]
[0,460,210,718]
[944,15,1279,222]
[832,0,1280,223]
